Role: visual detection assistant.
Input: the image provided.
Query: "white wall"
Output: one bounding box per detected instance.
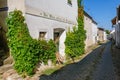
[25,14,73,39]
[8,0,25,13]
[25,14,74,57]
[92,22,98,44]
[25,0,78,24]
[25,0,78,57]
[104,31,107,41]
[109,29,115,40]
[115,22,120,48]
[59,31,66,57]
[84,15,93,49]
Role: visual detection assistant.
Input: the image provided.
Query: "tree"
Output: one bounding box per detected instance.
[105,30,110,34]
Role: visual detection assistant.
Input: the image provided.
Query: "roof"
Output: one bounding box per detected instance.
[84,11,92,19]
[92,19,97,25]
[84,10,98,25]
[111,16,117,25]
[111,5,120,26]
[98,27,104,31]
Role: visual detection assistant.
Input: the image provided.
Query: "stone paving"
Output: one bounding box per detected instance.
[91,42,116,80]
[0,42,116,80]
[111,43,120,80]
[39,42,116,80]
[39,44,105,80]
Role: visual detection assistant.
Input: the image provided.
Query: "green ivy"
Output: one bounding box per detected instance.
[38,40,56,63]
[6,10,56,76]
[65,0,86,60]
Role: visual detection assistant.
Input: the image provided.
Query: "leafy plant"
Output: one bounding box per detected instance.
[6,10,56,76]
[47,39,56,62]
[65,0,86,61]
[105,30,110,34]
[68,0,72,5]
[39,39,56,64]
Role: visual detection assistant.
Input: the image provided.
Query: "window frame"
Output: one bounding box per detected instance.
[39,32,47,40]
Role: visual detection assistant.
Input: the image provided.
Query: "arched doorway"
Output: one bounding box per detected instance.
[54,28,66,63]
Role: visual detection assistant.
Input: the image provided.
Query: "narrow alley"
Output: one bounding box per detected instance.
[39,42,117,80]
[1,0,120,80]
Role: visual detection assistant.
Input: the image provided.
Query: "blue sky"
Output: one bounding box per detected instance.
[84,0,120,30]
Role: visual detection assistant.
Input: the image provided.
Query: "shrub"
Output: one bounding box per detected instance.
[47,39,56,62]
[39,39,56,63]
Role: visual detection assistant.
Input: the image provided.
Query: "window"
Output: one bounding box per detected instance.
[68,0,72,5]
[39,32,46,40]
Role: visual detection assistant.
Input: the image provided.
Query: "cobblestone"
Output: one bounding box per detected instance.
[92,42,116,80]
[39,45,105,80]
[111,43,120,80]
[39,42,116,80]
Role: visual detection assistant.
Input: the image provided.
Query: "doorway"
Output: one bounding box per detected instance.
[54,28,65,52]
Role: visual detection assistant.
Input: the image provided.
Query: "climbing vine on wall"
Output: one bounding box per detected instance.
[6,10,56,76]
[65,0,86,60]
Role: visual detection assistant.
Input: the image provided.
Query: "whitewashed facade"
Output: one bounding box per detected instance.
[111,5,120,48]
[92,20,98,44]
[84,11,98,49]
[8,0,78,57]
[112,21,120,48]
[97,27,107,42]
[8,0,25,13]
[84,11,93,49]
[103,31,107,41]
[25,0,78,57]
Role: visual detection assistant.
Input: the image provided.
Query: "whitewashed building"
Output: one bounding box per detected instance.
[97,27,107,42]
[84,11,98,49]
[8,0,78,57]
[92,20,98,44]
[103,31,107,41]
[111,5,120,48]
[107,29,115,42]
[8,0,25,13]
[84,11,93,49]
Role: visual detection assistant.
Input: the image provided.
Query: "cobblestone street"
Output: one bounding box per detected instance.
[91,42,116,80]
[39,42,116,80]
[111,43,120,80]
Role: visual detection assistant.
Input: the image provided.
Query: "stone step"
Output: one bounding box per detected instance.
[2,69,40,80]
[3,56,13,65]
[0,64,13,74]
[2,69,23,80]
